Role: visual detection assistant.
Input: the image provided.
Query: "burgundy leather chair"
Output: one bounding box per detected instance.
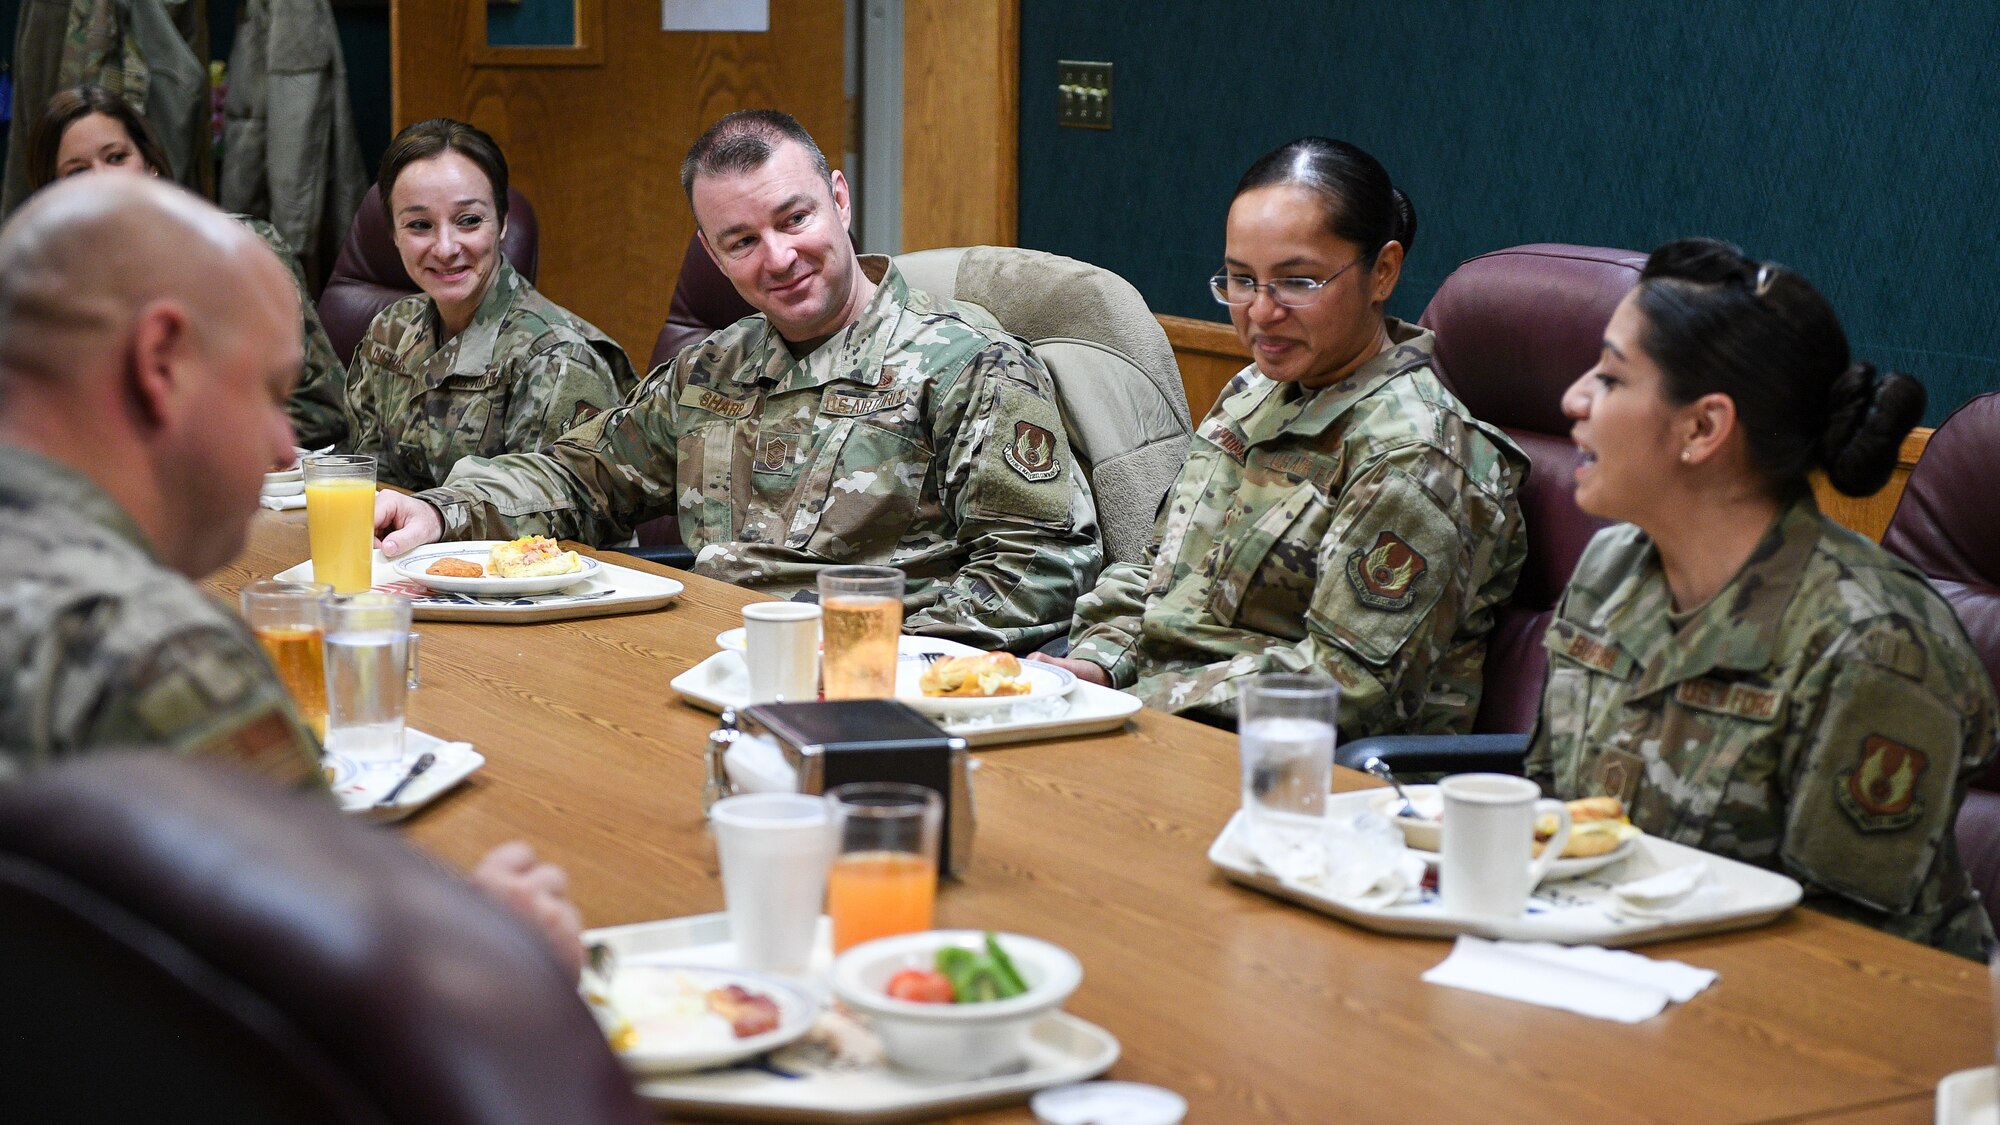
[1879,392,2000,931]
[0,754,648,1125]
[1336,244,1635,770]
[317,183,543,365]
[652,232,756,370]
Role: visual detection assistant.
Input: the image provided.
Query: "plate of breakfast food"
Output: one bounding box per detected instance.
[391,536,600,595]
[1369,789,1645,882]
[897,651,1077,716]
[581,962,819,1075]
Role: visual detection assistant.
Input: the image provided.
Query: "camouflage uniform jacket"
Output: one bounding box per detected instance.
[239,214,348,449]
[1525,497,1998,959]
[0,445,320,784]
[1069,320,1528,733]
[346,257,637,490]
[420,257,1102,653]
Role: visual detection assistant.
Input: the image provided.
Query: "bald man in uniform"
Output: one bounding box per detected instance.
[0,175,583,973]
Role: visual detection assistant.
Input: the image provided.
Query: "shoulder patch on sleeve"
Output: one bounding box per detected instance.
[967,379,1073,525]
[1003,420,1063,483]
[1345,530,1428,611]
[1836,734,1929,832]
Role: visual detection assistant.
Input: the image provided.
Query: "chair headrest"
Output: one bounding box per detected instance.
[1882,392,2000,694]
[1419,243,1646,435]
[0,754,645,1123]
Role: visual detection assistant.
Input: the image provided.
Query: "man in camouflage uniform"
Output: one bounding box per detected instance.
[1063,321,1528,733]
[346,255,636,490]
[239,214,348,450]
[1527,496,1998,959]
[0,175,584,971]
[376,111,1099,653]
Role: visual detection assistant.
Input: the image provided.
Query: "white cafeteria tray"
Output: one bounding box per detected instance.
[275,544,683,623]
[585,912,1119,1123]
[326,726,483,823]
[672,636,1143,747]
[1208,789,1802,947]
[1939,1066,1998,1125]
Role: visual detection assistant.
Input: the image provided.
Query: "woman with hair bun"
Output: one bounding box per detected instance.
[1528,237,1996,958]
[345,117,635,490]
[1040,138,1529,735]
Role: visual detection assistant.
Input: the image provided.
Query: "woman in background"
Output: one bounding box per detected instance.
[1038,138,1529,735]
[345,118,634,491]
[1529,237,1994,959]
[28,85,349,450]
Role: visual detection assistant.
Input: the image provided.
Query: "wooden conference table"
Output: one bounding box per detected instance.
[208,511,1994,1124]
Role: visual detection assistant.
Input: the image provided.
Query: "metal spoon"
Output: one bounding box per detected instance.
[1363,756,1422,820]
[375,751,436,807]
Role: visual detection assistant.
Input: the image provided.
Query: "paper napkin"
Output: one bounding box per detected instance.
[260,493,306,511]
[1240,809,1427,908]
[1422,935,1717,1022]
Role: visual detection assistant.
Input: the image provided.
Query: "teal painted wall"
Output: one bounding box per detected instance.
[1018,1,2000,426]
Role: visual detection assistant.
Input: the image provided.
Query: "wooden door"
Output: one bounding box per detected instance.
[391,1,847,367]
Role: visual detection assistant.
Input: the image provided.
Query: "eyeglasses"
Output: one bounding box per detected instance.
[1209,255,1365,308]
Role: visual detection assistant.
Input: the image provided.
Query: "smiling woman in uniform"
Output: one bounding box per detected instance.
[1528,237,1995,958]
[1038,138,1529,736]
[344,118,635,490]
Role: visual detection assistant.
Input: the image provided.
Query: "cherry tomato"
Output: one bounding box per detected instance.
[885,968,955,1003]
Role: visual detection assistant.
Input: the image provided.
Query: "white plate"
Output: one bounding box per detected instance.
[586,912,1119,1123]
[260,478,304,498]
[1939,1065,1999,1125]
[1208,790,1803,947]
[672,640,1141,748]
[326,727,484,823]
[1370,786,1643,882]
[392,542,600,595]
[895,656,1076,716]
[600,965,819,1075]
[275,551,683,624]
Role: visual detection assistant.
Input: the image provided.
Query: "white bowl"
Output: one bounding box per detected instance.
[260,477,305,498]
[1369,784,1443,851]
[830,930,1082,1078]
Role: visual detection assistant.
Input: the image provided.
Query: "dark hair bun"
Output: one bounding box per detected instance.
[1641,237,1754,287]
[1819,363,1925,496]
[1389,185,1418,254]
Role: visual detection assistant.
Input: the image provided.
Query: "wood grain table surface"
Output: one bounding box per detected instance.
[208,511,1995,1124]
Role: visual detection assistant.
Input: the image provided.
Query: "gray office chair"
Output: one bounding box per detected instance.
[894,245,1193,567]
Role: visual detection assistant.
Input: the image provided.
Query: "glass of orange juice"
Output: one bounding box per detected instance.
[825,782,942,953]
[238,579,333,738]
[302,454,376,594]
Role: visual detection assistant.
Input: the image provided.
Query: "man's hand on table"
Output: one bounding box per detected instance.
[374,491,443,557]
[1026,652,1112,688]
[469,840,586,979]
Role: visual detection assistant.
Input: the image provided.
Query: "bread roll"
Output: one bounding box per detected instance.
[919,652,1031,697]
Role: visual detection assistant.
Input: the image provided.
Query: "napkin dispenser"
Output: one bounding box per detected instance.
[735,700,973,878]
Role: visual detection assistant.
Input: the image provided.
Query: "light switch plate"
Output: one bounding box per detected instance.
[1058,60,1112,130]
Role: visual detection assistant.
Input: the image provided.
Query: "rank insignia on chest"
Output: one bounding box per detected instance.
[1345,530,1427,611]
[1003,421,1062,482]
[753,434,796,473]
[1836,734,1928,832]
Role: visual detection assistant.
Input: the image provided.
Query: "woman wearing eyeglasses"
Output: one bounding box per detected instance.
[345,118,635,491]
[1529,238,1995,958]
[1037,138,1529,734]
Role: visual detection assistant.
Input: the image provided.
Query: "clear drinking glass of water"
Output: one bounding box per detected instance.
[323,592,421,765]
[1238,673,1339,833]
